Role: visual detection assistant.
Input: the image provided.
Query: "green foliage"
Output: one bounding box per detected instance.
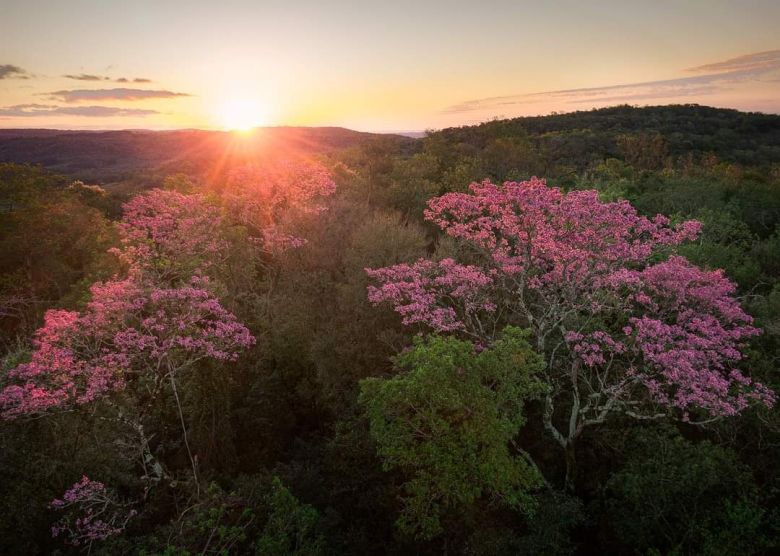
[600,426,772,555]
[464,491,583,556]
[678,208,763,287]
[261,196,428,414]
[138,483,255,556]
[0,164,118,343]
[254,477,325,556]
[359,327,546,539]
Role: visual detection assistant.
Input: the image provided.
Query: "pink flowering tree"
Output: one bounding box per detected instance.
[1,186,257,536]
[113,189,229,283]
[50,476,137,549]
[0,277,254,420]
[223,159,336,252]
[366,178,775,487]
[0,276,254,499]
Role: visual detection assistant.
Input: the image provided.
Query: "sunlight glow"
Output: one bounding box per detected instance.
[217,98,272,131]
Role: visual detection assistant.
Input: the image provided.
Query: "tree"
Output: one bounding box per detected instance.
[114,189,230,283]
[221,160,336,250]
[366,178,774,488]
[600,427,771,555]
[0,165,117,343]
[359,327,546,539]
[0,186,257,547]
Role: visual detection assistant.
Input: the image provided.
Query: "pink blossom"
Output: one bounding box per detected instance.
[50,476,136,547]
[223,160,336,250]
[115,189,228,280]
[608,257,774,414]
[1,276,254,419]
[366,258,496,333]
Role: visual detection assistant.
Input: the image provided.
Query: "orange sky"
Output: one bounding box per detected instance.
[1,0,779,132]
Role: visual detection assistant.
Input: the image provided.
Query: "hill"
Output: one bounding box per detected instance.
[432,104,780,169]
[0,126,410,184]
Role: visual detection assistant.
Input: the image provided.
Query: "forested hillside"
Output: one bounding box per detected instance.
[0,127,408,185]
[1,105,779,555]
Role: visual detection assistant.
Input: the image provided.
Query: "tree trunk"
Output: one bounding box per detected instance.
[564,441,577,492]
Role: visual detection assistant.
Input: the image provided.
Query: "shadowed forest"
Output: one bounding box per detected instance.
[1,105,779,555]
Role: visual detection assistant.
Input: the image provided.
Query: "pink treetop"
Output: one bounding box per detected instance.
[50,476,136,546]
[257,227,308,253]
[424,178,700,289]
[224,159,336,250]
[366,258,497,335]
[367,178,773,428]
[114,189,228,280]
[0,277,254,419]
[226,159,336,221]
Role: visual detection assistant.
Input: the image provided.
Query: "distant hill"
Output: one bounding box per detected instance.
[0,126,410,184]
[433,104,780,168]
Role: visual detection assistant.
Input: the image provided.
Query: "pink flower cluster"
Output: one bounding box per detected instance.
[367,178,774,418]
[224,160,336,250]
[564,330,626,368]
[115,189,228,278]
[114,282,256,364]
[425,178,699,285]
[50,476,136,546]
[258,226,308,252]
[0,277,254,418]
[0,310,126,418]
[226,159,336,221]
[612,257,775,415]
[1,188,257,419]
[366,258,496,332]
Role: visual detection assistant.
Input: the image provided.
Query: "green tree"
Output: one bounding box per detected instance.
[359,327,546,539]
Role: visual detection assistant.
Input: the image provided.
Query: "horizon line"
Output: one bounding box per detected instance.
[1,103,778,136]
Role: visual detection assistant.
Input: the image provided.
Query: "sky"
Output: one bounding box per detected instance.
[1,0,779,132]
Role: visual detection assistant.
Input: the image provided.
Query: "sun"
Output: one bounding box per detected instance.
[217,98,271,132]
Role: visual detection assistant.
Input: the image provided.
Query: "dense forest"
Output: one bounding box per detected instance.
[1,104,779,555]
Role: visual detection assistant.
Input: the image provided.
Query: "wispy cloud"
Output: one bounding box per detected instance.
[444,49,780,114]
[116,77,152,83]
[0,64,30,80]
[0,103,159,117]
[685,49,780,74]
[63,73,109,81]
[45,88,190,102]
[64,73,155,83]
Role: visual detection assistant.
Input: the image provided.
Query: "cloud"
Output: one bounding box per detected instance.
[45,88,189,102]
[686,49,780,74]
[0,103,159,117]
[63,73,109,81]
[116,77,153,83]
[65,74,154,83]
[0,64,30,80]
[443,49,780,114]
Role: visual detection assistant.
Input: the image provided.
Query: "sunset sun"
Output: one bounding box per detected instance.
[217,98,271,131]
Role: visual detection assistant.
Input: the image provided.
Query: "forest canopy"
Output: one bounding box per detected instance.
[1,105,779,555]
